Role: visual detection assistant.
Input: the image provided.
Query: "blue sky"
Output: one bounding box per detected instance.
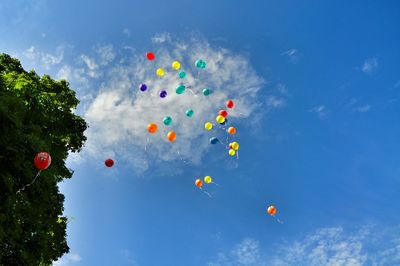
[1,0,400,265]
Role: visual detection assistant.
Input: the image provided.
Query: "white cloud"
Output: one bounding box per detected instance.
[23,45,64,69]
[209,225,400,266]
[361,57,378,74]
[53,252,82,266]
[281,49,300,63]
[81,35,264,174]
[151,32,172,44]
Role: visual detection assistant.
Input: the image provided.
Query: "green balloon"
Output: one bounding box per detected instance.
[186,109,194,117]
[163,116,172,126]
[195,59,206,69]
[176,84,186,94]
[202,88,212,96]
[178,71,186,78]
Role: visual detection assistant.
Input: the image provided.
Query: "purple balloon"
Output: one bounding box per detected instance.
[139,83,147,92]
[159,90,167,98]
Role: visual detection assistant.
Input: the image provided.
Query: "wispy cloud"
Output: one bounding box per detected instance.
[309,105,327,119]
[266,96,285,108]
[95,44,115,66]
[23,45,64,69]
[123,28,131,37]
[80,54,99,78]
[120,249,137,265]
[361,57,378,74]
[208,238,266,266]
[281,49,300,63]
[208,225,400,266]
[53,252,82,266]
[151,32,172,44]
[78,34,264,174]
[354,104,371,113]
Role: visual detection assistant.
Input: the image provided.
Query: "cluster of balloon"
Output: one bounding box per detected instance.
[194,176,217,197]
[16,152,52,194]
[267,205,283,224]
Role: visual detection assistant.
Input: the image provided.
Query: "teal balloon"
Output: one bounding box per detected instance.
[195,59,206,69]
[178,71,186,78]
[163,116,172,126]
[186,109,194,117]
[202,88,212,96]
[176,84,186,94]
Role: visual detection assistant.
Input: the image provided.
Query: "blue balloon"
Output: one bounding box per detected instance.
[221,118,228,125]
[210,137,219,145]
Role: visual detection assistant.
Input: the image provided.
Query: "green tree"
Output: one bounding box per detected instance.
[0,53,87,265]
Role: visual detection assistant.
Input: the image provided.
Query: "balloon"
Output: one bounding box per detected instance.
[172,61,181,70]
[204,175,212,184]
[186,109,194,117]
[231,142,239,150]
[220,118,228,125]
[147,123,158,134]
[202,88,212,96]
[267,205,277,216]
[139,83,147,92]
[227,127,236,135]
[176,84,186,94]
[216,115,225,124]
[195,59,206,69]
[146,52,155,61]
[226,99,234,109]
[178,71,186,78]
[105,158,114,167]
[34,152,51,170]
[163,116,172,126]
[159,90,167,98]
[228,149,236,156]
[195,179,203,187]
[156,68,165,77]
[204,122,213,130]
[210,137,219,144]
[167,130,177,142]
[219,110,228,118]
[229,143,233,149]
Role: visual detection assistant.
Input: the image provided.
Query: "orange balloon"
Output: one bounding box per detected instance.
[167,130,177,142]
[147,123,158,134]
[267,205,277,216]
[227,127,237,135]
[195,179,203,187]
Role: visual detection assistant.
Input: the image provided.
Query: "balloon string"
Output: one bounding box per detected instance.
[145,137,149,151]
[273,215,284,224]
[211,182,220,187]
[200,188,212,198]
[177,150,189,165]
[16,170,42,194]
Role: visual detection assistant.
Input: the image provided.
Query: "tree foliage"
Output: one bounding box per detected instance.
[0,53,87,265]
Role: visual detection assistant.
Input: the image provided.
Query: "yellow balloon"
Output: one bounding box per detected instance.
[229,149,236,156]
[216,115,225,124]
[205,122,213,130]
[204,175,212,184]
[156,68,165,77]
[172,61,181,70]
[231,142,239,151]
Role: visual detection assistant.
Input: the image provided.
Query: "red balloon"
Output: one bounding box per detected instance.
[219,110,228,118]
[34,152,51,170]
[105,159,114,167]
[146,52,155,61]
[226,100,234,109]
